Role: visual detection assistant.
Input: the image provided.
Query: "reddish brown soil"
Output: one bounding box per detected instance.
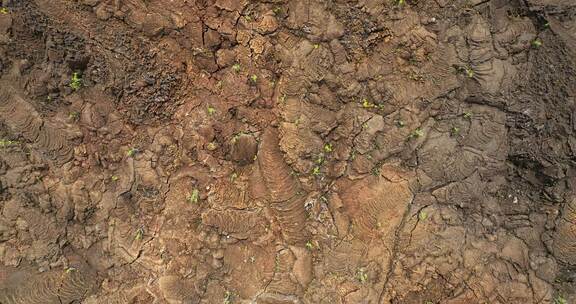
[0,0,575,303]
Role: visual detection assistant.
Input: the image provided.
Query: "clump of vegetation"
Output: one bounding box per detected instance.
[554,295,567,304]
[232,63,241,73]
[126,147,139,157]
[311,166,321,176]
[134,227,144,240]
[111,175,119,182]
[207,142,217,151]
[188,188,200,204]
[324,143,333,153]
[68,111,79,121]
[0,7,9,14]
[532,38,543,48]
[65,267,77,274]
[395,0,406,5]
[418,210,428,221]
[356,268,368,283]
[451,126,460,136]
[305,241,315,250]
[224,291,234,304]
[408,128,424,139]
[273,7,282,15]
[313,44,320,49]
[0,139,18,148]
[70,72,82,91]
[463,111,472,119]
[207,105,216,115]
[362,98,375,108]
[464,66,474,78]
[249,74,258,84]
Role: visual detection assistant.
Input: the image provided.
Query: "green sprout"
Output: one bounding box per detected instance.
[224,291,234,304]
[311,166,321,176]
[418,210,428,221]
[249,74,258,84]
[362,98,375,108]
[554,296,567,304]
[207,105,216,115]
[396,120,405,128]
[451,126,460,136]
[126,148,139,157]
[408,128,424,139]
[70,72,82,91]
[207,142,217,151]
[135,227,144,241]
[464,66,474,78]
[111,175,119,182]
[532,38,542,48]
[316,154,325,165]
[463,112,472,119]
[188,188,200,204]
[357,268,368,283]
[0,7,8,14]
[305,241,314,250]
[324,143,333,153]
[0,139,18,148]
[232,63,241,73]
[68,111,79,120]
[313,44,320,49]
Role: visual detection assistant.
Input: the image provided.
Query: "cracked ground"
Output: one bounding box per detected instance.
[0,0,576,303]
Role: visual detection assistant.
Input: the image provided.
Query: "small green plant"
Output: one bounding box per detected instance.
[70,72,82,91]
[305,241,314,250]
[207,142,217,151]
[464,66,474,78]
[554,295,567,304]
[532,38,542,48]
[68,111,79,120]
[418,210,428,221]
[0,139,18,148]
[135,227,144,240]
[244,15,252,22]
[362,98,375,108]
[324,143,333,153]
[273,7,282,15]
[408,128,424,139]
[313,44,320,49]
[126,148,139,157]
[65,267,77,274]
[396,120,405,127]
[188,188,200,204]
[249,74,258,84]
[451,126,460,136]
[207,105,216,115]
[463,112,472,119]
[232,63,241,73]
[356,268,368,283]
[111,175,119,182]
[0,7,8,14]
[311,166,321,176]
[224,291,233,304]
[371,166,381,176]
